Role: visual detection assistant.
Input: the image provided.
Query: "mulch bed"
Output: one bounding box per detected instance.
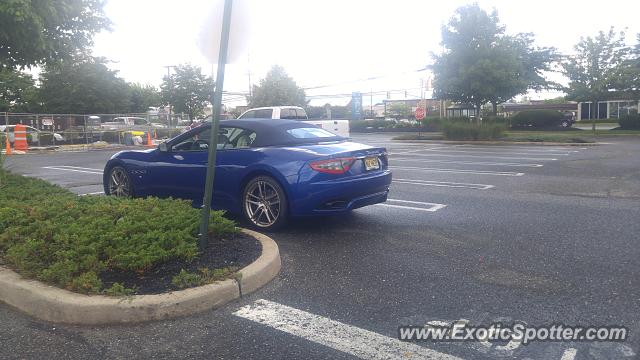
[100,232,261,295]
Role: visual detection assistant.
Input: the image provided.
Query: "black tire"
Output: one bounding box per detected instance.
[561,120,570,128]
[242,176,288,231]
[107,166,134,197]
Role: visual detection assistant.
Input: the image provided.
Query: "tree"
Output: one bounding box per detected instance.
[432,4,556,115]
[0,68,38,112]
[161,64,213,120]
[247,65,307,108]
[386,103,412,119]
[38,57,131,114]
[612,33,640,101]
[562,28,633,129]
[0,0,110,69]
[129,83,161,113]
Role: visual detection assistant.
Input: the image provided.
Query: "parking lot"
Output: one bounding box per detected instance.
[2,133,639,359]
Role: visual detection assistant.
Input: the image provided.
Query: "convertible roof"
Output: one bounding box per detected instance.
[198,119,345,147]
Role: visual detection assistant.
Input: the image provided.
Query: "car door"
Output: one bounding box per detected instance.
[148,126,212,202]
[148,125,257,211]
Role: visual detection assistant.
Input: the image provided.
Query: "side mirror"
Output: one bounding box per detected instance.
[158,142,168,152]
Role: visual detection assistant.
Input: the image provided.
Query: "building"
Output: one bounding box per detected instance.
[577,100,639,120]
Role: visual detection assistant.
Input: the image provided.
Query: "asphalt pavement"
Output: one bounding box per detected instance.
[1,134,639,359]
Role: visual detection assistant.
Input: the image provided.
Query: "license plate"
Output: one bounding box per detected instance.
[364,156,380,171]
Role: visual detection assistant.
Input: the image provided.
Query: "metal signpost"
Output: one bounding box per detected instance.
[198,0,234,250]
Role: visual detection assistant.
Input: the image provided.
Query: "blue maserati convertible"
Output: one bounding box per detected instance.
[103,119,392,230]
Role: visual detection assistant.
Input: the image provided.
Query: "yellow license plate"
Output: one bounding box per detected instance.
[364,157,380,171]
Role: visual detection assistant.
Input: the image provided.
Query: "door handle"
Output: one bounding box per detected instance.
[173,155,184,160]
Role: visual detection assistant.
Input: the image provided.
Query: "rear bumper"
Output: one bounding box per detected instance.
[290,170,392,216]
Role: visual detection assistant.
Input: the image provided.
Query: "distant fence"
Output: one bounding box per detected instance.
[1,112,190,130]
[1,112,190,147]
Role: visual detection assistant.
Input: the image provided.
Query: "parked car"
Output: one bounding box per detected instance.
[237,106,350,137]
[100,117,166,131]
[561,112,576,128]
[103,119,391,230]
[0,125,65,144]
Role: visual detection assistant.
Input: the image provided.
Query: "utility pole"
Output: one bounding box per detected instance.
[164,65,175,126]
[369,89,373,118]
[247,53,252,99]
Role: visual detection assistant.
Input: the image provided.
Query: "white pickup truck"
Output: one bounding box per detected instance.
[237,106,350,137]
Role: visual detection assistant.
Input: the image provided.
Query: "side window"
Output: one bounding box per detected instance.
[239,110,255,119]
[172,128,211,152]
[220,126,257,149]
[280,108,293,119]
[254,109,273,119]
[295,109,308,120]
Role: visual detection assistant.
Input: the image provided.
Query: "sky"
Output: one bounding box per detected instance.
[91,0,640,107]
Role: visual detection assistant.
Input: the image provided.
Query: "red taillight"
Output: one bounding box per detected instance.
[310,157,355,174]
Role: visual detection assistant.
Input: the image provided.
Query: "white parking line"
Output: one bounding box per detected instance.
[391,158,543,168]
[376,198,447,212]
[420,149,571,156]
[393,179,494,190]
[392,152,557,161]
[54,165,104,172]
[390,166,524,177]
[234,299,463,360]
[43,166,103,175]
[452,145,579,153]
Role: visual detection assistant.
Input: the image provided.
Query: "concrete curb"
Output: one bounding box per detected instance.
[0,228,280,325]
[392,139,601,146]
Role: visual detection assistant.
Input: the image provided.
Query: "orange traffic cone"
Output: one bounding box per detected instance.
[146,132,154,147]
[3,134,11,155]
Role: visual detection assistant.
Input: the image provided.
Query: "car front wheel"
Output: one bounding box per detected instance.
[242,176,288,231]
[107,166,134,197]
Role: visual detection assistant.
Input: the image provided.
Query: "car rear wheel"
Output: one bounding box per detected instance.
[108,166,133,197]
[242,176,288,231]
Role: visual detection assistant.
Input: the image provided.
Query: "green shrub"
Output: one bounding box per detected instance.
[103,282,136,297]
[171,267,238,289]
[420,117,471,131]
[443,123,506,141]
[171,269,203,288]
[0,171,238,294]
[511,110,563,128]
[349,120,394,132]
[618,115,640,129]
[481,116,509,126]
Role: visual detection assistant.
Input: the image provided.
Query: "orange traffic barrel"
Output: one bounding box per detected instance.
[13,124,28,151]
[3,132,11,155]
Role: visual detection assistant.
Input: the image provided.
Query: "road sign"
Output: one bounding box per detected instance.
[415,107,425,120]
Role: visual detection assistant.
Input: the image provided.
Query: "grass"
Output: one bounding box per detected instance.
[504,132,594,143]
[0,169,238,295]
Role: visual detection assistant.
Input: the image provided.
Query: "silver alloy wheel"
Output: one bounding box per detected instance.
[244,180,281,228]
[108,167,132,197]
